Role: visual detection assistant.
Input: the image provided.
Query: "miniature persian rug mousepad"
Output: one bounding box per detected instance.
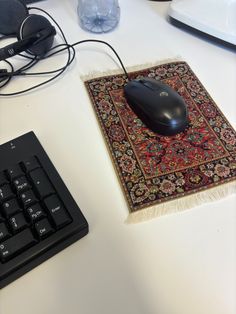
[84,61,236,222]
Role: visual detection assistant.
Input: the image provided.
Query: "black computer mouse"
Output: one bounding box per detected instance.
[124,77,189,136]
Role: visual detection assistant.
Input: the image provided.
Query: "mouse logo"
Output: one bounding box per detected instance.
[160,91,169,97]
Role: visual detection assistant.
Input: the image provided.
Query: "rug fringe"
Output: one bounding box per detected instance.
[126,180,236,223]
[81,56,182,81]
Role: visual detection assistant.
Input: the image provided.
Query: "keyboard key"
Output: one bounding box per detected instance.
[26,203,46,222]
[0,132,88,288]
[0,172,8,187]
[35,218,54,239]
[29,168,54,199]
[0,213,4,223]
[0,184,14,203]
[2,199,22,218]
[20,190,38,208]
[13,176,31,193]
[22,156,40,172]
[0,229,37,262]
[6,164,24,181]
[44,195,71,229]
[9,213,28,234]
[0,223,10,242]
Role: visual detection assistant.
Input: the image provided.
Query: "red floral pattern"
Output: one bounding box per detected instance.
[85,62,236,212]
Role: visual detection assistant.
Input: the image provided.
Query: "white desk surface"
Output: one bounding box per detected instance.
[0,0,236,313]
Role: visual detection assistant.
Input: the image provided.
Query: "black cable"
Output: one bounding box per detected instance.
[0,8,130,96]
[44,40,129,79]
[0,56,38,79]
[0,59,14,88]
[17,56,39,72]
[0,45,75,83]
[0,47,73,95]
[29,6,73,70]
[0,45,74,77]
[45,40,129,79]
[0,39,129,95]
[0,35,17,87]
[0,44,75,95]
[0,6,73,96]
[29,7,68,44]
[14,40,129,79]
[18,53,35,60]
[16,45,76,76]
[71,39,130,81]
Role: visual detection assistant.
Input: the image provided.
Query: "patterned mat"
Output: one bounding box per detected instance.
[84,61,236,222]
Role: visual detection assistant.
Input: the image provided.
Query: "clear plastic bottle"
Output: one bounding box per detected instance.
[77,0,120,33]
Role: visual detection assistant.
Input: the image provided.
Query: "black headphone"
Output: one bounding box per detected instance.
[0,0,56,60]
[0,1,128,96]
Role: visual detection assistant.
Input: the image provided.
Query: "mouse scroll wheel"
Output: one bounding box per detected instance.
[140,80,169,97]
[139,80,156,90]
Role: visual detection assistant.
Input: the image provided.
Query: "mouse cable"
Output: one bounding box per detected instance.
[72,39,130,81]
[3,39,130,80]
[4,45,75,77]
[0,42,76,95]
[0,50,74,96]
[30,7,130,80]
[13,40,129,80]
[0,38,129,96]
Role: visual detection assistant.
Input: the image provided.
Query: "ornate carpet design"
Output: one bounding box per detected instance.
[84,62,236,220]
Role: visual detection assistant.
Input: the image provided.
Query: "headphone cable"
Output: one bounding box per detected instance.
[0,8,130,96]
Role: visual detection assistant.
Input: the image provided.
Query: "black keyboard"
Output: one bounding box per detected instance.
[0,132,88,288]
